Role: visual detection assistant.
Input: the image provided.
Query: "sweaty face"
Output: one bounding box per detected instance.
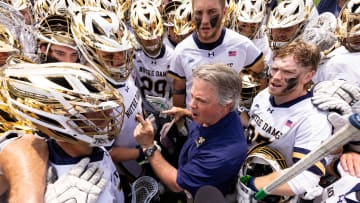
[193,0,225,43]
[268,55,313,104]
[96,49,133,81]
[270,24,299,42]
[237,21,261,39]
[0,52,10,66]
[42,44,79,63]
[189,79,227,127]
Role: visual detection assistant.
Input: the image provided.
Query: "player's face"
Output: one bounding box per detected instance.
[167,26,181,44]
[137,36,163,56]
[189,79,228,127]
[268,55,314,104]
[42,44,79,63]
[80,109,114,132]
[237,21,261,39]
[270,24,299,42]
[0,52,10,66]
[98,50,126,67]
[347,34,360,51]
[193,0,226,43]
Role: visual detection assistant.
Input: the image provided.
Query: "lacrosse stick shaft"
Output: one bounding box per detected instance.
[255,113,360,200]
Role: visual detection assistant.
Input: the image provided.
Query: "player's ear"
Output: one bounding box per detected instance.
[304,70,315,84]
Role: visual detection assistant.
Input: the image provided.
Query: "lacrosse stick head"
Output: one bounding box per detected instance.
[131,176,160,203]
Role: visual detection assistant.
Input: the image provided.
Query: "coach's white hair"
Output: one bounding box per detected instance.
[192,63,241,111]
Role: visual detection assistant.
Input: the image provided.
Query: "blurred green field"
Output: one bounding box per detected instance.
[314,0,320,6]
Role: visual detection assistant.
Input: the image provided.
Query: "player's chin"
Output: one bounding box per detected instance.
[268,83,284,95]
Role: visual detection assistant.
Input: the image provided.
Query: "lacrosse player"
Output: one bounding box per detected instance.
[238,40,332,202]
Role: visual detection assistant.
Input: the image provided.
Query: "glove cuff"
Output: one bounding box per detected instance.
[240,175,258,192]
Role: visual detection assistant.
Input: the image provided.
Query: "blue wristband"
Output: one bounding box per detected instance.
[249,176,259,192]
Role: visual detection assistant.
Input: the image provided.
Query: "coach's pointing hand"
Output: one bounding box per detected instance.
[134,114,155,148]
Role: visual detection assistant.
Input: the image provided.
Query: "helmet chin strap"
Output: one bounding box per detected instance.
[143,44,162,58]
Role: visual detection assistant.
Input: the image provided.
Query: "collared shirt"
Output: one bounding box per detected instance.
[177,111,248,196]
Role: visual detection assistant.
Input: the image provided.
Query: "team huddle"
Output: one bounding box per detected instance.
[0,0,359,202]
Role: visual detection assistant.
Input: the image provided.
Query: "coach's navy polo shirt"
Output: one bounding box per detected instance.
[176,111,248,196]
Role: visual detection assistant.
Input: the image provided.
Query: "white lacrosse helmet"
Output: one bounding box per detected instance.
[337,0,360,52]
[131,0,164,57]
[174,0,195,42]
[267,0,307,49]
[235,0,266,39]
[72,7,134,85]
[1,62,125,146]
[238,145,290,203]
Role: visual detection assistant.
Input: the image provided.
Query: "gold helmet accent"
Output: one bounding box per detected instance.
[0,96,33,135]
[162,0,182,27]
[224,0,237,29]
[174,0,195,42]
[240,69,261,110]
[0,23,21,54]
[117,0,132,22]
[337,0,360,52]
[1,62,125,146]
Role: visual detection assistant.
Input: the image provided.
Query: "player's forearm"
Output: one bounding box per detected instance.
[0,175,9,196]
[254,171,295,196]
[172,94,186,108]
[110,146,139,162]
[1,135,48,203]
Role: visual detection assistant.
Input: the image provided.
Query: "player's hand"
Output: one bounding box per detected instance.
[340,151,360,178]
[45,158,107,203]
[162,107,191,121]
[312,80,360,113]
[134,114,155,148]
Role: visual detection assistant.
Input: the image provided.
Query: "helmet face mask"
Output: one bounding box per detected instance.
[36,15,80,63]
[269,23,304,49]
[1,62,125,146]
[236,21,261,39]
[235,0,266,39]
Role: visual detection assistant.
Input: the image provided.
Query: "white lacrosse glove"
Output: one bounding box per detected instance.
[326,101,360,132]
[45,157,107,203]
[312,80,360,114]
